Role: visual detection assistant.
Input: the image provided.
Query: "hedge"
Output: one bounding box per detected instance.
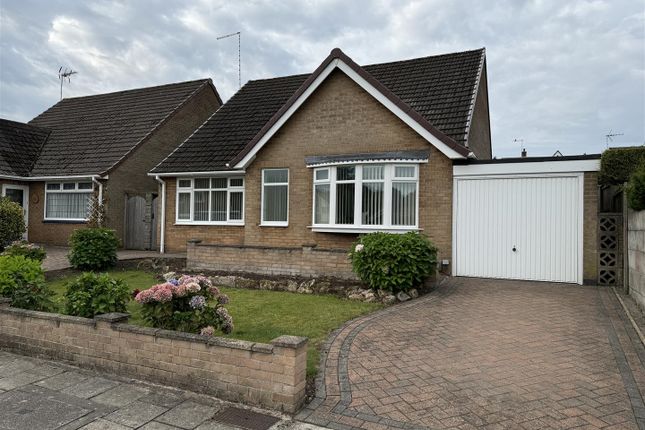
[599,147,645,185]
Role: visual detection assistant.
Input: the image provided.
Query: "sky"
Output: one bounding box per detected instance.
[0,0,643,157]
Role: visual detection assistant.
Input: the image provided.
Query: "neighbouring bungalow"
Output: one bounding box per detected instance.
[151,48,601,285]
[0,79,221,249]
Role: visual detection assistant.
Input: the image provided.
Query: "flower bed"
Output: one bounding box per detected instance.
[135,273,233,335]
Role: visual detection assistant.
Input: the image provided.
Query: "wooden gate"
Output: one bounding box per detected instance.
[125,195,147,250]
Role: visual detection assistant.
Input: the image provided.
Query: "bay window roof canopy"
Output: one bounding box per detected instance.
[305,150,430,168]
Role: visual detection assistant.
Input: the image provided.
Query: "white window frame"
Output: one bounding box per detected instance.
[175,177,245,225]
[311,164,420,233]
[260,168,289,227]
[44,181,94,222]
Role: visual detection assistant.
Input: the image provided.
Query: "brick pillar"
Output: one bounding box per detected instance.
[270,335,308,413]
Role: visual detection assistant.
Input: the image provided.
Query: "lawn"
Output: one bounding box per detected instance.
[47,269,382,375]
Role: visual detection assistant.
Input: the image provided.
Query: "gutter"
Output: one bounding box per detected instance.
[147,170,245,178]
[154,175,166,254]
[0,174,108,181]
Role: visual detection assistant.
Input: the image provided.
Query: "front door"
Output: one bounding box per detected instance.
[2,184,29,240]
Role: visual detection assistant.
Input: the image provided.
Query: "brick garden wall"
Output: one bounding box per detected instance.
[0,300,307,413]
[187,241,357,279]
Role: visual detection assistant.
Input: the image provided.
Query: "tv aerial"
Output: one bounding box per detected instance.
[217,31,241,89]
[58,67,78,100]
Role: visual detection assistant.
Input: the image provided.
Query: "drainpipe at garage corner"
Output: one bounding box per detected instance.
[154,175,166,253]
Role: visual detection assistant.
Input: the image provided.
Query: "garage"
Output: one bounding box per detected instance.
[452,156,600,285]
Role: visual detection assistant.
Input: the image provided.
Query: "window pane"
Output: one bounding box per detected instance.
[46,192,90,219]
[63,183,76,190]
[362,165,383,180]
[178,193,191,220]
[211,178,227,189]
[178,179,191,188]
[210,190,227,221]
[315,169,329,181]
[230,178,243,187]
[193,191,209,221]
[78,182,93,190]
[264,169,288,183]
[263,185,288,222]
[46,183,60,191]
[395,166,415,178]
[336,183,355,224]
[337,166,355,181]
[314,184,330,224]
[194,178,210,189]
[229,192,243,220]
[362,182,383,225]
[392,182,416,225]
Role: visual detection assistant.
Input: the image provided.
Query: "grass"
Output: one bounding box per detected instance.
[47,269,382,375]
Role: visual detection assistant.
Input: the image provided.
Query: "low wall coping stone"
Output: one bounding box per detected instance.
[271,335,308,349]
[95,313,130,323]
[113,323,160,336]
[208,336,258,352]
[0,298,11,304]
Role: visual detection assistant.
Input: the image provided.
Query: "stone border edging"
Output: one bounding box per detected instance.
[612,287,645,347]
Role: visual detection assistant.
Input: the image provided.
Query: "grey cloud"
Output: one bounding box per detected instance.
[0,0,642,156]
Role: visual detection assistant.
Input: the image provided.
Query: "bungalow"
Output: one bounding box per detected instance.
[0,79,221,249]
[151,48,601,285]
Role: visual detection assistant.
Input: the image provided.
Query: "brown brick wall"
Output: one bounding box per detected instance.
[164,70,454,267]
[583,171,599,284]
[188,242,357,279]
[108,85,220,247]
[26,181,88,245]
[0,303,307,412]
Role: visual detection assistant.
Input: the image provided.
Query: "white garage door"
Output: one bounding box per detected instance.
[453,174,583,284]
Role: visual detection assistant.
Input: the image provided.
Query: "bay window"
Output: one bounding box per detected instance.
[261,169,289,226]
[312,164,418,231]
[176,177,244,224]
[45,181,93,221]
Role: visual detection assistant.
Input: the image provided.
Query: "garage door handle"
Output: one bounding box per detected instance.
[512,246,517,252]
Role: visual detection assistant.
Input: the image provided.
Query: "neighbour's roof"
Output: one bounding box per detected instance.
[20,79,218,177]
[152,48,485,174]
[0,119,50,176]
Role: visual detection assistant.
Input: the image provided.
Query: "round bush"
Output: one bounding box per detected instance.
[68,228,119,270]
[0,255,53,311]
[1,240,46,262]
[64,272,130,318]
[349,232,437,293]
[0,197,26,251]
[626,164,645,211]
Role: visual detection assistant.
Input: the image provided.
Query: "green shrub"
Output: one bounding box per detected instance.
[0,255,53,311]
[1,241,46,262]
[349,232,437,293]
[0,198,26,251]
[68,228,119,270]
[64,272,130,318]
[626,165,645,211]
[599,147,645,185]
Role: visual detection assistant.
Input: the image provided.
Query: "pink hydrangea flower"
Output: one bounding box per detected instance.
[200,326,215,336]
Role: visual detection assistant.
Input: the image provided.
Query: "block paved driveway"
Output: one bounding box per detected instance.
[297,278,645,430]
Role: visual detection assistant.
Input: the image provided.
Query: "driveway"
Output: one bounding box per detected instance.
[297,278,645,430]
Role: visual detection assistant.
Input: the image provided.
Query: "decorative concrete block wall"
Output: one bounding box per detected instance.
[187,241,357,280]
[628,208,645,309]
[0,300,307,413]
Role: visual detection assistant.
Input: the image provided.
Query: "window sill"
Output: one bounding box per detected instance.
[43,219,88,224]
[174,222,244,226]
[310,226,420,234]
[259,223,289,228]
